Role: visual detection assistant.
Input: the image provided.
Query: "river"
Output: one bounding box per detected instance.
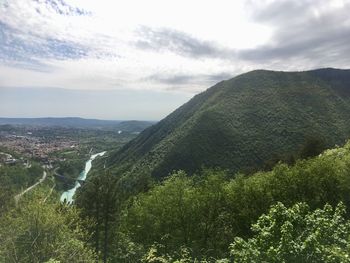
[60,151,106,204]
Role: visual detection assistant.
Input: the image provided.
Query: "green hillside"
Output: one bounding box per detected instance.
[99,140,350,262]
[107,68,350,178]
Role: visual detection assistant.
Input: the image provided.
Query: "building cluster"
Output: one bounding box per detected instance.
[0,132,78,165]
[0,152,17,165]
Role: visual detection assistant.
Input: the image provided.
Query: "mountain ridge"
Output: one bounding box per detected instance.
[0,117,155,131]
[107,68,350,178]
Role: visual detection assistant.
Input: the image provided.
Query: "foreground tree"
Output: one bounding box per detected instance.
[114,142,350,262]
[0,188,98,263]
[76,172,121,262]
[231,202,350,263]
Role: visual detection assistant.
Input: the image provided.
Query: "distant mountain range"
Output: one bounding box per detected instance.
[0,117,156,132]
[107,68,350,178]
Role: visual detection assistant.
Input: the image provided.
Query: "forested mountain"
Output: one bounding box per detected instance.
[77,140,350,262]
[107,68,350,178]
[3,69,350,262]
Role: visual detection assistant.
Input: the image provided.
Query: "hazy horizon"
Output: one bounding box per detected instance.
[0,116,157,122]
[0,86,191,120]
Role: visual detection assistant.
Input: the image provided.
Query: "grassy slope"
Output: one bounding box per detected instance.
[108,68,350,178]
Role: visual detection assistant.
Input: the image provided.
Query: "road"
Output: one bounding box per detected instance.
[14,170,47,204]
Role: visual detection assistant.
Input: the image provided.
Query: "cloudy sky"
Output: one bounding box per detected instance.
[1,0,350,120]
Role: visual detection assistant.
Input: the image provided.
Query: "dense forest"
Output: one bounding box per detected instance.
[75,140,350,262]
[2,69,350,262]
[2,140,350,262]
[2,0,350,259]
[107,68,350,178]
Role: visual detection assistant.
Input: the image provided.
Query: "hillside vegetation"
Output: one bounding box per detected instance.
[3,68,350,262]
[75,140,350,262]
[2,139,350,262]
[107,68,350,178]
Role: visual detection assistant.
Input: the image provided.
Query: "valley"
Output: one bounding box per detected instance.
[2,69,350,263]
[60,151,106,204]
[2,1,350,261]
[0,120,149,204]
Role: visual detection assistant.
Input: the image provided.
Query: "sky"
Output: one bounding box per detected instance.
[0,0,350,120]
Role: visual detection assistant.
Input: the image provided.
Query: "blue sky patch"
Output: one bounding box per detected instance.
[0,21,89,70]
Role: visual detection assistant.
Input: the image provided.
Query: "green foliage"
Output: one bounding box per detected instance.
[117,141,350,261]
[0,163,43,213]
[56,158,85,190]
[231,202,350,263]
[299,136,326,159]
[142,244,201,263]
[120,170,230,260]
[0,188,99,263]
[75,172,124,262]
[108,68,350,179]
[6,69,350,262]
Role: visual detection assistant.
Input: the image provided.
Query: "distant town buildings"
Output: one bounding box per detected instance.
[0,152,17,165]
[0,130,78,166]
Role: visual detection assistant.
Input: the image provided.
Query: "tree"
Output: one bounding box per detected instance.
[76,172,121,262]
[231,202,350,263]
[299,137,326,159]
[120,170,230,260]
[0,188,98,263]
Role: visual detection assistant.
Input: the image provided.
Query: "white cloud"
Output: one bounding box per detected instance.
[0,0,273,93]
[0,0,350,96]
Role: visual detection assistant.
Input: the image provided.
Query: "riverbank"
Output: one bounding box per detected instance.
[60,151,106,204]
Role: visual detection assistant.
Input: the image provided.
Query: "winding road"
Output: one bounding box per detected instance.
[14,170,47,204]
